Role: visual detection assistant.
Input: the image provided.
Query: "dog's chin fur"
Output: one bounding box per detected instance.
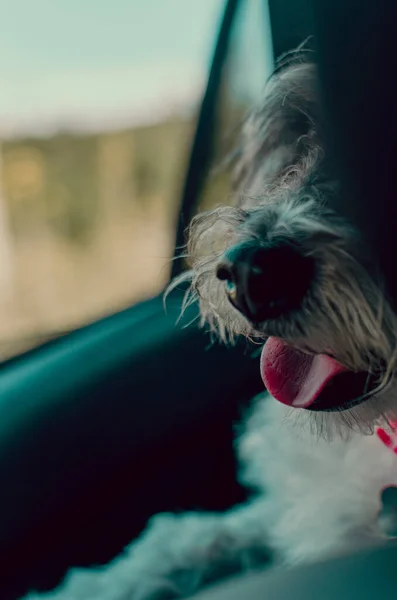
[237,396,397,562]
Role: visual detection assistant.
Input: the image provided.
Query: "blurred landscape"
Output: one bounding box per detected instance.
[0,100,241,359]
[0,117,192,356]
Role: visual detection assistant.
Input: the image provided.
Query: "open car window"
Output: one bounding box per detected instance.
[0,0,225,360]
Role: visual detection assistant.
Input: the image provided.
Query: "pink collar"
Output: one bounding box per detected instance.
[377,423,397,453]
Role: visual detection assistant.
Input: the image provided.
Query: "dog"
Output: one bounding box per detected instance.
[24,53,397,600]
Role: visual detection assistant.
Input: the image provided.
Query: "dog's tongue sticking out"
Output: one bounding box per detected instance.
[260,337,349,408]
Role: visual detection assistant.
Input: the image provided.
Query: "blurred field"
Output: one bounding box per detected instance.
[0,76,245,360]
[0,117,199,358]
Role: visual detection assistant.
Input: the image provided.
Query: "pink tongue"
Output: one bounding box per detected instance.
[260,337,349,408]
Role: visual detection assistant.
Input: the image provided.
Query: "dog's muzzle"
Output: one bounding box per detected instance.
[216,241,314,323]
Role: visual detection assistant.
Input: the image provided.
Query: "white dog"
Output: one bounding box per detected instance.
[24,55,397,600]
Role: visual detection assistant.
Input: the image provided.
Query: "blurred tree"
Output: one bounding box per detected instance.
[45,133,100,244]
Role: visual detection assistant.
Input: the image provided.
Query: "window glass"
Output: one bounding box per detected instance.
[0,0,224,358]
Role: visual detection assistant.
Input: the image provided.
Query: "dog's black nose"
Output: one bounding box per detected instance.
[216,242,314,322]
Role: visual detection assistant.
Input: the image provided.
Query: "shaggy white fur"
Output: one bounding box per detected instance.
[24,394,397,600]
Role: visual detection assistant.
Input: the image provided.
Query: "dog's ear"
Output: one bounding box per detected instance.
[232,61,319,201]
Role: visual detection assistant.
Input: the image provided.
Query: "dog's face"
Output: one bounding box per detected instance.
[176,59,397,436]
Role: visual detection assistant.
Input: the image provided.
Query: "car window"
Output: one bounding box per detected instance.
[0,0,225,359]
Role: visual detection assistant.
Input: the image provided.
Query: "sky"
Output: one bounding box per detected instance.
[0,0,273,137]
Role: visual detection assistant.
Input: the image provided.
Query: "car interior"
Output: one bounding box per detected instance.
[2,0,397,598]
